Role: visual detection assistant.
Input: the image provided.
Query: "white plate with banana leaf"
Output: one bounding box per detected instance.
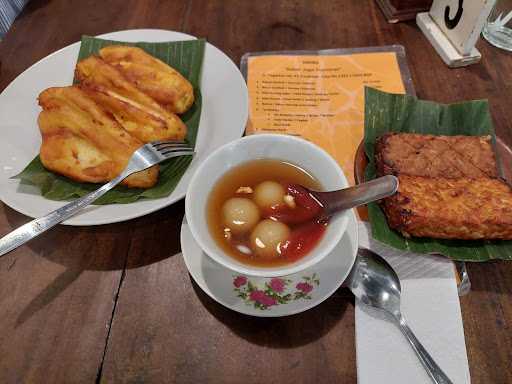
[0,29,248,225]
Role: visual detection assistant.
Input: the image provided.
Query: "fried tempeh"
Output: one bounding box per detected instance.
[99,45,194,114]
[382,175,512,240]
[375,133,498,179]
[75,56,186,142]
[38,86,158,188]
[375,132,512,240]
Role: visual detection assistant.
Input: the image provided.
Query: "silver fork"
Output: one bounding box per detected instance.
[0,140,194,257]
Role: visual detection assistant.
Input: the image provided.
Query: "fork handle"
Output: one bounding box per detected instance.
[395,313,454,384]
[0,171,130,257]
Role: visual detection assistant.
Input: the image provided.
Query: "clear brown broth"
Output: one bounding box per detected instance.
[207,159,323,267]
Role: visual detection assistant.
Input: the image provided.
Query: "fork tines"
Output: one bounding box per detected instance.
[151,140,194,157]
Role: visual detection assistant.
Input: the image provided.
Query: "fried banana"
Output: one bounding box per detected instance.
[382,176,512,240]
[375,133,498,179]
[75,56,186,142]
[38,86,158,188]
[99,45,194,114]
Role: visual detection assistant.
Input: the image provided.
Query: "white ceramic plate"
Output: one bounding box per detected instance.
[0,29,248,225]
[181,209,358,317]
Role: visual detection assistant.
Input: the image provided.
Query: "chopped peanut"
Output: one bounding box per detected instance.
[236,186,253,194]
[283,194,296,208]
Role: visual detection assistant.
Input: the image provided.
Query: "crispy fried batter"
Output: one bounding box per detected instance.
[382,176,512,240]
[38,86,158,188]
[376,133,498,178]
[375,132,512,240]
[75,56,186,142]
[99,45,194,114]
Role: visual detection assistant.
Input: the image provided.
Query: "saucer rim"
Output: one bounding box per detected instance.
[180,209,358,318]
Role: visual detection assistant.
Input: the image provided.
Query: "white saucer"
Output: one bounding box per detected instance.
[180,210,358,317]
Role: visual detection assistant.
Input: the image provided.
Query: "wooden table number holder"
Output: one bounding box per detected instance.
[376,0,433,23]
[417,0,496,67]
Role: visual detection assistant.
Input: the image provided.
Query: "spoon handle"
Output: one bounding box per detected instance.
[395,314,453,384]
[312,175,398,215]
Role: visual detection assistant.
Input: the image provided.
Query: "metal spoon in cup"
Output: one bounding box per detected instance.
[291,175,398,217]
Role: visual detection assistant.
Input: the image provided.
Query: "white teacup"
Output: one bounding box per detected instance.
[185,134,349,277]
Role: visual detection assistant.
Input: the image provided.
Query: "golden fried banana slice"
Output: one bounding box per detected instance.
[99,45,194,114]
[75,56,186,142]
[80,85,183,144]
[38,86,158,188]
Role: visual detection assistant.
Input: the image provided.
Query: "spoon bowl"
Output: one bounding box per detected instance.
[349,248,402,316]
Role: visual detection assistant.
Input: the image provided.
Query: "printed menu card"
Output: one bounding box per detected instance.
[245,49,410,184]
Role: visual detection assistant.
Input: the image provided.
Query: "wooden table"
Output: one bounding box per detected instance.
[1,1,511,383]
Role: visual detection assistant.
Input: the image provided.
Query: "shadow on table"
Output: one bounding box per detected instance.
[16,0,51,20]
[4,201,184,327]
[191,278,353,348]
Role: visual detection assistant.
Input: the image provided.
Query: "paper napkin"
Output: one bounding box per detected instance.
[355,222,471,384]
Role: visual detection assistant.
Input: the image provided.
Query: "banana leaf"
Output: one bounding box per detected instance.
[13,35,205,204]
[364,87,512,261]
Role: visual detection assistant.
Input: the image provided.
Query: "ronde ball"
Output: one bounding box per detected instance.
[222,197,260,235]
[253,181,286,209]
[250,219,291,259]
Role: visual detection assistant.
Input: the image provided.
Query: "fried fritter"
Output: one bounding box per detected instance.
[80,85,184,144]
[382,176,512,240]
[38,86,158,188]
[75,56,186,142]
[99,45,194,114]
[376,133,498,179]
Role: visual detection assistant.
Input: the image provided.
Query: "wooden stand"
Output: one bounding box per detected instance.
[416,12,481,67]
[376,0,432,23]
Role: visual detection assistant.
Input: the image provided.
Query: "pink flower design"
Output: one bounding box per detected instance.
[296,282,313,294]
[249,290,277,307]
[233,276,247,288]
[232,273,319,310]
[268,278,286,293]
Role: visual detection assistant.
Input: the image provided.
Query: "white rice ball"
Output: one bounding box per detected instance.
[222,197,260,235]
[253,181,286,209]
[250,219,290,259]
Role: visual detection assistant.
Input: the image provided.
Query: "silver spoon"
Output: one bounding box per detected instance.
[347,248,453,384]
[298,175,399,216]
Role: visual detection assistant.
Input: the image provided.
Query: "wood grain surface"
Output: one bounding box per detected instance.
[0,1,511,383]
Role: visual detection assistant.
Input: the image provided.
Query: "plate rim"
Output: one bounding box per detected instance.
[180,209,358,318]
[0,29,249,226]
